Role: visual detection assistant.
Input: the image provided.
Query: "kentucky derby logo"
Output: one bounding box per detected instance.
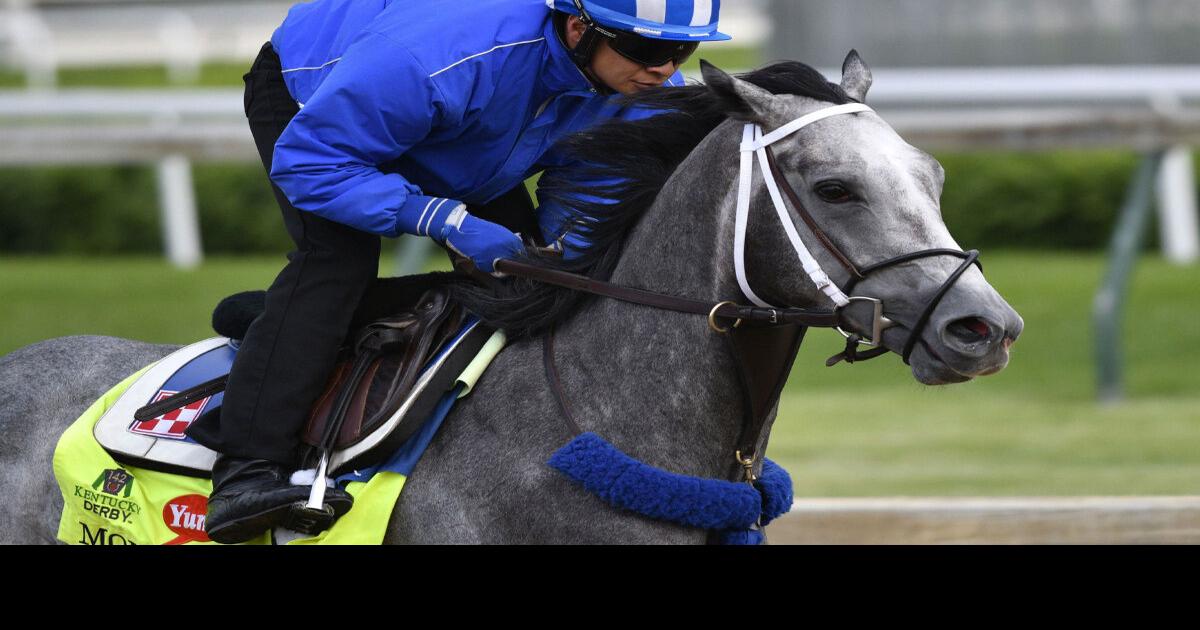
[72,468,141,524]
[93,468,134,497]
[162,494,210,545]
[129,390,212,440]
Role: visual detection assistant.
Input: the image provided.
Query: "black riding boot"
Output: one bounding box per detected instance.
[205,455,354,544]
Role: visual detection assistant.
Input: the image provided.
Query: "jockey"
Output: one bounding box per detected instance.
[185,0,730,543]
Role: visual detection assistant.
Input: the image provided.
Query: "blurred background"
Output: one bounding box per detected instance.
[2,0,1198,542]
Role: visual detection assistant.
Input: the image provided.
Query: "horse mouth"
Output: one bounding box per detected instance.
[910,335,1014,384]
[867,323,1007,385]
[908,342,974,385]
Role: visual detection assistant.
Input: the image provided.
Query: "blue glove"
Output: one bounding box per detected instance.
[433,204,524,275]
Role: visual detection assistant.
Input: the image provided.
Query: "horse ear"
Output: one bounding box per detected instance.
[840,50,873,103]
[701,59,775,123]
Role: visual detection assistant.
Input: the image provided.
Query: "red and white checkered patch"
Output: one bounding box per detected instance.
[128,390,211,440]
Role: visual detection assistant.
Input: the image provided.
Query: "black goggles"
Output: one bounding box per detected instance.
[598,28,699,68]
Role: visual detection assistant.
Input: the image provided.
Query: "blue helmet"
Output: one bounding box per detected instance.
[546,0,732,42]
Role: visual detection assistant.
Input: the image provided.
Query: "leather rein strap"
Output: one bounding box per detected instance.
[495,259,841,329]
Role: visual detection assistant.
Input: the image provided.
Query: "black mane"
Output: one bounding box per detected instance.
[451,61,853,337]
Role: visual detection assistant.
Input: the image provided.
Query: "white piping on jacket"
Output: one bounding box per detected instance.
[281,57,344,74]
[429,37,546,78]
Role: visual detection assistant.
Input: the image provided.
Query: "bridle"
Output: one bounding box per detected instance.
[488,101,984,492]
[733,102,981,365]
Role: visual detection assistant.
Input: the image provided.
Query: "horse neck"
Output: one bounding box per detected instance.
[552,122,760,479]
[610,119,744,302]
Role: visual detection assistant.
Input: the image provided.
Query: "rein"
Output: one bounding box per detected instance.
[495,259,840,329]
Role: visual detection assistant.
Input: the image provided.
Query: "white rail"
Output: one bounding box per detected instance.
[1,66,1198,269]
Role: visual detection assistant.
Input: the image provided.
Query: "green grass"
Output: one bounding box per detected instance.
[0,253,447,352]
[1,251,1197,496]
[55,63,251,88]
[0,63,250,89]
[0,69,24,88]
[771,390,1200,496]
[0,256,284,350]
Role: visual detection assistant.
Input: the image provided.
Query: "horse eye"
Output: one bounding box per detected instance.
[815,182,854,204]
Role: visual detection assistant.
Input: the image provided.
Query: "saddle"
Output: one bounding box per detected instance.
[94,279,497,478]
[298,287,492,473]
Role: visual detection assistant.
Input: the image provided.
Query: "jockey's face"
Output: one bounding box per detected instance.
[564,16,681,95]
[591,38,679,95]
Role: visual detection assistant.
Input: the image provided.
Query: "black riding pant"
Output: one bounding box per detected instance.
[187,43,381,465]
[187,43,537,465]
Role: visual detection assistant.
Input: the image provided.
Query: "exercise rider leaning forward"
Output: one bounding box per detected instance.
[185,0,731,544]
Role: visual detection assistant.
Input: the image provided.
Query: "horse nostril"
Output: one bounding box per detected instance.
[946,316,993,344]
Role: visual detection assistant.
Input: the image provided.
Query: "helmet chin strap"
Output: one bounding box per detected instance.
[553,10,615,95]
[578,58,616,95]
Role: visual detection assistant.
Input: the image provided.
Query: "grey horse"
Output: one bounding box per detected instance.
[0,54,1021,544]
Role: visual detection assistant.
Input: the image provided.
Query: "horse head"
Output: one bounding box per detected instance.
[700,52,1023,385]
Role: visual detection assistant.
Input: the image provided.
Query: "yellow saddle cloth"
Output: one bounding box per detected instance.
[54,330,506,545]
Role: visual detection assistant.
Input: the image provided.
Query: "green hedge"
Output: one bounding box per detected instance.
[0,150,1186,254]
[0,163,290,254]
[938,150,1145,250]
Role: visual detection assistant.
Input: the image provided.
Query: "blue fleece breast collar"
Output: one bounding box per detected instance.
[548,432,793,545]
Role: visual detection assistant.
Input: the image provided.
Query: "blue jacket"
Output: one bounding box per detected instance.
[269,0,681,242]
